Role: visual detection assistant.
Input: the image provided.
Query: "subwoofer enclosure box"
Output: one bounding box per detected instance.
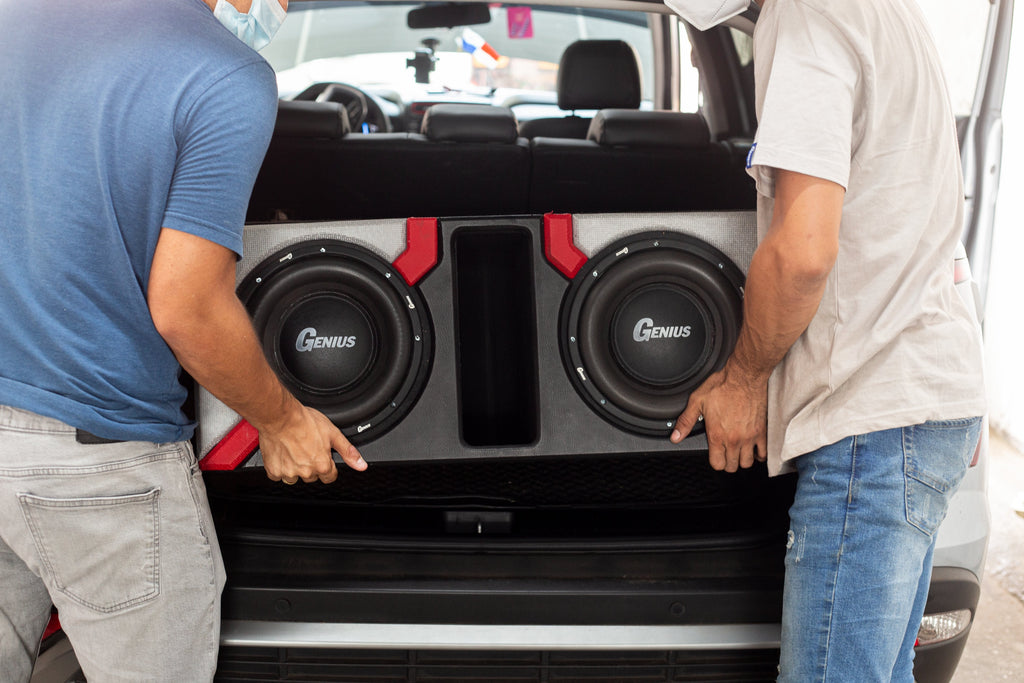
[196,212,755,468]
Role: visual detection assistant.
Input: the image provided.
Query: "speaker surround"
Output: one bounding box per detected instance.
[560,232,744,436]
[238,239,432,444]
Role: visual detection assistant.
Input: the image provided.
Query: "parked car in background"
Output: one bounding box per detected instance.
[32,0,1012,681]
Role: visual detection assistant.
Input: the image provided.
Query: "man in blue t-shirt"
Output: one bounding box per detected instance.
[0,1,366,680]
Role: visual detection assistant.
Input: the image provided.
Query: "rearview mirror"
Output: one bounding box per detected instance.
[407,3,491,29]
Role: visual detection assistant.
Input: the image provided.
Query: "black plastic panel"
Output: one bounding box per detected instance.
[215,646,781,682]
[912,567,982,683]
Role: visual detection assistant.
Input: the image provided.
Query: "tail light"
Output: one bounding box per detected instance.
[970,421,987,468]
[916,609,973,647]
[954,257,972,285]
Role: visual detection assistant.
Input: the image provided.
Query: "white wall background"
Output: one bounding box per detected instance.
[984,4,1024,449]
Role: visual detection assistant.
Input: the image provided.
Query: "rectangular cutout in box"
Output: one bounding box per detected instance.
[453,228,539,447]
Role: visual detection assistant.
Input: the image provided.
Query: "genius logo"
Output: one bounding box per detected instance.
[295,327,357,352]
[632,318,692,342]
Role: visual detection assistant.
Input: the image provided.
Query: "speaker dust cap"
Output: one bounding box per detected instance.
[611,284,710,387]
[279,294,376,393]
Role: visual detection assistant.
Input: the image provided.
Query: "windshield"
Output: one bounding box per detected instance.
[261,1,655,104]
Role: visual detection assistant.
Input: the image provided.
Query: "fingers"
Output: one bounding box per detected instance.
[261,407,367,485]
[671,370,770,474]
[738,441,756,471]
[702,416,766,473]
[756,433,768,462]
[714,432,769,471]
[707,435,726,471]
[331,430,367,473]
[263,462,286,483]
[270,453,340,485]
[706,439,751,473]
[299,471,323,485]
[288,439,345,485]
[313,458,338,485]
[670,397,704,444]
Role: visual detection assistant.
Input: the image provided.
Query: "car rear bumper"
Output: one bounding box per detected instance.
[221,620,782,650]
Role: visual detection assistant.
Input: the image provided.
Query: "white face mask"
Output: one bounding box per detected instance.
[664,0,752,32]
[213,0,287,52]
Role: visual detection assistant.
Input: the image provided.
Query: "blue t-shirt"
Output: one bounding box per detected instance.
[0,0,278,442]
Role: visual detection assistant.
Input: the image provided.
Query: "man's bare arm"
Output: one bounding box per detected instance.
[670,169,844,471]
[147,227,367,483]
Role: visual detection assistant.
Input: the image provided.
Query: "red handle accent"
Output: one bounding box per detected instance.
[42,613,62,641]
[198,420,260,471]
[394,217,439,286]
[543,213,587,279]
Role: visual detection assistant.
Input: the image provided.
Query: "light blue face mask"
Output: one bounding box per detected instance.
[213,0,287,52]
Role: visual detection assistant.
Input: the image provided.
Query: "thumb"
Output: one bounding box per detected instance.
[331,430,368,472]
[670,396,703,444]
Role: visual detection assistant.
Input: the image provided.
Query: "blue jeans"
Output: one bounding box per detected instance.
[778,417,982,683]
[0,405,226,683]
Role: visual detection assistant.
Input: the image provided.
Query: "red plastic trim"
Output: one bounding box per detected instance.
[198,420,260,471]
[42,613,62,641]
[394,217,439,286]
[543,213,587,279]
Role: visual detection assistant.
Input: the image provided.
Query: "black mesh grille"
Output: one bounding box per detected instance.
[206,454,782,510]
[214,646,780,682]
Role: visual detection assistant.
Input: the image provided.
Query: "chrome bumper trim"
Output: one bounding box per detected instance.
[221,621,781,651]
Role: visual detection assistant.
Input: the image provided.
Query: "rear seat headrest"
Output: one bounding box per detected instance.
[558,40,641,111]
[421,104,519,143]
[274,100,350,139]
[587,110,711,148]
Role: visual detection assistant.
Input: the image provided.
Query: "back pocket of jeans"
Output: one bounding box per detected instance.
[19,489,160,613]
[904,419,979,536]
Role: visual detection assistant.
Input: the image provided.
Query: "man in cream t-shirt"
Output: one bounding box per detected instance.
[668,0,986,680]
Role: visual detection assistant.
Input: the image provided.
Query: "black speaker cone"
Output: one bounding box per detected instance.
[610,284,711,387]
[561,232,744,436]
[239,241,432,443]
[278,292,377,393]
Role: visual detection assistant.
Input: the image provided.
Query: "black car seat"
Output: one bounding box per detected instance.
[530,109,755,213]
[249,102,531,222]
[247,100,351,222]
[518,39,642,140]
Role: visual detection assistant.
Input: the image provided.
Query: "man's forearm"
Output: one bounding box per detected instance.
[670,170,843,463]
[148,227,362,482]
[728,233,833,382]
[728,170,843,382]
[158,287,300,434]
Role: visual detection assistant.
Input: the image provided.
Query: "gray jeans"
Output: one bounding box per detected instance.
[0,405,225,682]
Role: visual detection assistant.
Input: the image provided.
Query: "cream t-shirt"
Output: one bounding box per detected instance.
[746,0,987,475]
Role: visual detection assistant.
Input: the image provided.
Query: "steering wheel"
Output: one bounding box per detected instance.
[301,82,392,133]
